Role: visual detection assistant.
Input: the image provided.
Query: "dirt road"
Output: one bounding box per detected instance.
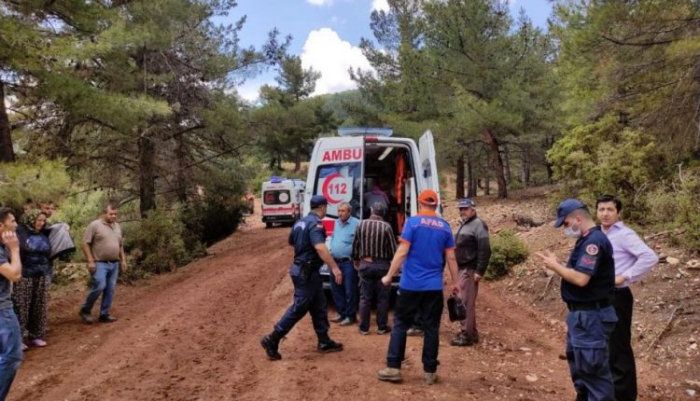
[7,209,678,400]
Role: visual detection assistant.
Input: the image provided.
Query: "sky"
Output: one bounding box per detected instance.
[224,0,554,102]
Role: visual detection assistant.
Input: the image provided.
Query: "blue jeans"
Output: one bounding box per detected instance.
[386,289,443,373]
[329,260,358,320]
[274,265,330,338]
[81,261,119,316]
[566,306,618,401]
[0,308,23,401]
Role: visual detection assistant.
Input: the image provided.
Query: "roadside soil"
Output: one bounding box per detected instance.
[7,189,690,400]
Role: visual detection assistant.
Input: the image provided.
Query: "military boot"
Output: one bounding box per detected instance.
[261,331,283,360]
[317,332,343,353]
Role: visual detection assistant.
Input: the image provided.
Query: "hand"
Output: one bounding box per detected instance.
[381,275,392,287]
[331,266,343,285]
[2,231,19,252]
[121,260,128,273]
[614,275,626,286]
[87,260,96,274]
[535,250,560,271]
[450,284,459,295]
[474,273,482,283]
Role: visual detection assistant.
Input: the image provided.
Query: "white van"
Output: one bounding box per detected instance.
[303,127,440,288]
[261,177,306,228]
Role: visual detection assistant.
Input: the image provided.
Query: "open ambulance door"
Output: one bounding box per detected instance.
[419,130,441,207]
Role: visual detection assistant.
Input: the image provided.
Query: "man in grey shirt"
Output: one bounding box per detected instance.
[79,203,128,324]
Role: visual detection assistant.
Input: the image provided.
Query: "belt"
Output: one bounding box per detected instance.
[566,300,610,311]
[333,257,351,263]
[95,260,119,263]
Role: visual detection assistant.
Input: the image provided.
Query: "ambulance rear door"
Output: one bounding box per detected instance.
[418,130,440,204]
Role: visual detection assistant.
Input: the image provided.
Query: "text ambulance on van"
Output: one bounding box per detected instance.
[302,127,440,289]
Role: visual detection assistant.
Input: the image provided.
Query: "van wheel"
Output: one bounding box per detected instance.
[265,222,272,228]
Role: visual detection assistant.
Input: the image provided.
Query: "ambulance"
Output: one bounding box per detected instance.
[261,176,306,228]
[302,127,441,289]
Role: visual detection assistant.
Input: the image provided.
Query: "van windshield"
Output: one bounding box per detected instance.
[314,162,362,218]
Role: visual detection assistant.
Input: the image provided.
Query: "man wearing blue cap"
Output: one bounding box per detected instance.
[451,198,491,347]
[536,199,617,401]
[260,195,344,360]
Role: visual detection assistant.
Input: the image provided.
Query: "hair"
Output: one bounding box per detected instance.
[103,202,118,213]
[338,202,352,212]
[570,208,592,221]
[595,194,623,213]
[0,207,14,225]
[370,202,387,217]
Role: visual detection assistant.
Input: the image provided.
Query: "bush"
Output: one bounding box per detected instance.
[127,209,189,277]
[181,200,244,248]
[646,166,700,251]
[485,230,530,280]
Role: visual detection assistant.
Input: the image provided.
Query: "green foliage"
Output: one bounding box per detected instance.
[128,209,189,277]
[646,167,700,252]
[181,200,243,248]
[0,158,70,210]
[547,114,656,221]
[486,230,530,280]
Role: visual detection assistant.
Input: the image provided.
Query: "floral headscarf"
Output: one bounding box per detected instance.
[20,209,45,234]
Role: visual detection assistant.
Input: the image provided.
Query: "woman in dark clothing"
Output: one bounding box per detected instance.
[12,209,52,349]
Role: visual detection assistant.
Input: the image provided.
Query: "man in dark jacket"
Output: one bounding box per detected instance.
[451,198,491,347]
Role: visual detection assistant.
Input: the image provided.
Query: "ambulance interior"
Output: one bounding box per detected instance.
[363,143,416,235]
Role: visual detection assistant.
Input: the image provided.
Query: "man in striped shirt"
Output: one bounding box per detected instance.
[352,202,397,335]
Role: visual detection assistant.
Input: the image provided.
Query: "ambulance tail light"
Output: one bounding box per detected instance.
[365,136,379,142]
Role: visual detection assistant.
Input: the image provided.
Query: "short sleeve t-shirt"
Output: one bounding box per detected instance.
[561,227,615,303]
[398,211,455,291]
[289,211,327,268]
[0,244,13,310]
[83,219,123,261]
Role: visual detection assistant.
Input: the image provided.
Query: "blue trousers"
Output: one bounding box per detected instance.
[81,261,119,316]
[386,289,443,373]
[0,308,23,401]
[274,265,330,338]
[329,260,358,320]
[566,306,618,401]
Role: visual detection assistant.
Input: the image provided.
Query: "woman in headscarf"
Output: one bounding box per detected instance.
[12,209,52,349]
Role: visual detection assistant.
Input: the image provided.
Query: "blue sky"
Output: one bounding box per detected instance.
[224,0,553,102]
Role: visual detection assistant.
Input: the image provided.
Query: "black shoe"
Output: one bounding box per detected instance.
[98,314,118,323]
[79,310,94,324]
[261,335,282,360]
[450,333,474,347]
[377,326,391,335]
[317,340,343,353]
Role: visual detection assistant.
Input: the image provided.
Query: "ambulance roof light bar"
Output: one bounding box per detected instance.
[337,127,393,137]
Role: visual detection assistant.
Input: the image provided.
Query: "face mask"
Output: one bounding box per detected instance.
[564,225,581,239]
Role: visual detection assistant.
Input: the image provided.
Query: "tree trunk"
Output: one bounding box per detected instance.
[484,174,490,196]
[294,146,302,172]
[467,157,476,198]
[455,153,465,199]
[138,135,157,217]
[482,129,507,198]
[175,137,188,203]
[0,81,16,162]
[504,144,512,183]
[520,145,531,187]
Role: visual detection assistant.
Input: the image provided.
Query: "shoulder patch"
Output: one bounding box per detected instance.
[585,244,599,256]
[316,223,324,228]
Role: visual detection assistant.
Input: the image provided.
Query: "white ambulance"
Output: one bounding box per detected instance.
[303,127,440,288]
[261,177,306,228]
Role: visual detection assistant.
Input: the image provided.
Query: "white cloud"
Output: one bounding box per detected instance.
[236,81,265,103]
[307,0,334,6]
[300,28,373,96]
[371,0,389,12]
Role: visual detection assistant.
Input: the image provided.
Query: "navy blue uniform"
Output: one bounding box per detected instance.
[563,227,618,401]
[273,211,331,337]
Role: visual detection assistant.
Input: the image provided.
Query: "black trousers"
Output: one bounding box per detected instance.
[610,287,637,401]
